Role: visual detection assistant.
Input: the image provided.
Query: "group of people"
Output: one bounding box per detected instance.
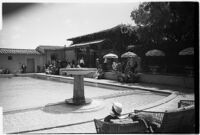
[65,57,85,68]
[94,57,140,83]
[104,102,159,133]
[45,59,66,75]
[0,68,9,74]
[44,56,140,83]
[118,58,140,83]
[65,60,77,68]
[45,62,60,75]
[45,57,86,75]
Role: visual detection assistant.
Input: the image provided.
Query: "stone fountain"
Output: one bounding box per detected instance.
[63,68,97,105]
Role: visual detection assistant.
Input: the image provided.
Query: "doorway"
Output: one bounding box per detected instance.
[27,58,35,73]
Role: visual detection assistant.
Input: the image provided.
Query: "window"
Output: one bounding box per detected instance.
[8,56,12,60]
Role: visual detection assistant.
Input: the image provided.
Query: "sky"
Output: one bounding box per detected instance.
[0,2,140,49]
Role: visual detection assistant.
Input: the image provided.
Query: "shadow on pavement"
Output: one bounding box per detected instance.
[42,102,83,114]
[42,100,105,114]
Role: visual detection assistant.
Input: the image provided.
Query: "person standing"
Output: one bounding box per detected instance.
[103,58,108,71]
[21,64,26,73]
[71,60,75,68]
[96,58,100,69]
[80,57,85,67]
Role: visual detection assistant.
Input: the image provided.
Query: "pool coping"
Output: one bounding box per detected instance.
[30,73,175,94]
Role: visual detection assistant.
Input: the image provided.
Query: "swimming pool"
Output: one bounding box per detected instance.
[0,75,168,113]
[1,75,169,133]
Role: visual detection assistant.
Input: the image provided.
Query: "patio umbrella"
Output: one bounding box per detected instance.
[103,53,118,59]
[121,51,137,58]
[145,49,165,56]
[178,47,194,55]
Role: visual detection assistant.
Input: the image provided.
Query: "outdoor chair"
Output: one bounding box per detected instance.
[94,100,195,134]
[178,99,194,108]
[94,118,149,134]
[134,103,195,133]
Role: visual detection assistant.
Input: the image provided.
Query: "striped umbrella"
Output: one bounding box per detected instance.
[145,49,165,56]
[179,47,194,55]
[103,53,118,59]
[121,51,137,58]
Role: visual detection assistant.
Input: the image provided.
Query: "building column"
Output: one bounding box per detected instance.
[86,47,91,67]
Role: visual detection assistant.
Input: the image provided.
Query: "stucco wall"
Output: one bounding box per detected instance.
[0,54,43,73]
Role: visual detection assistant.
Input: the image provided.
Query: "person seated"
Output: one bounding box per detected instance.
[112,61,118,72]
[95,65,104,79]
[116,62,122,73]
[122,61,140,83]
[104,102,122,122]
[76,64,81,68]
[96,58,100,68]
[66,63,71,68]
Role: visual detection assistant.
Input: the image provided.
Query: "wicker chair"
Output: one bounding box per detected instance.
[94,100,195,133]
[94,118,149,134]
[178,100,194,108]
[134,104,195,133]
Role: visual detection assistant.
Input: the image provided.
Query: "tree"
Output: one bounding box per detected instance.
[130,2,197,53]
[111,24,140,55]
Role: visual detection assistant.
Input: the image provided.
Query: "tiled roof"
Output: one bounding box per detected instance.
[67,25,121,41]
[37,45,65,50]
[36,45,65,53]
[0,48,41,55]
[67,24,139,41]
[70,39,105,47]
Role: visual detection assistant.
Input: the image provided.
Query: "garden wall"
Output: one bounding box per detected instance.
[139,73,194,89]
[103,72,194,89]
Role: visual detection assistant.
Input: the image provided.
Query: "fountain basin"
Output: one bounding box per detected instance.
[61,68,98,105]
[60,68,97,75]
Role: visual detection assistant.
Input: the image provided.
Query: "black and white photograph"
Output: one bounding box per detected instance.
[0,1,198,134]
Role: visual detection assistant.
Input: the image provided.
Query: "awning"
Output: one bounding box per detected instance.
[70,39,105,48]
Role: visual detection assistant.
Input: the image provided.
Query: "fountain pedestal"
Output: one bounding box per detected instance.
[63,68,97,105]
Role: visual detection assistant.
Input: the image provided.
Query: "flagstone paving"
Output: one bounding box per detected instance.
[30,94,194,134]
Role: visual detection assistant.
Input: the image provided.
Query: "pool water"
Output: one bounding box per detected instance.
[0,76,167,112]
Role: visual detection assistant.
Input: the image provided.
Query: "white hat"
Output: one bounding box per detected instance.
[112,102,122,115]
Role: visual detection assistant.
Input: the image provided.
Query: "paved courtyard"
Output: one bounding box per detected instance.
[0,75,194,134]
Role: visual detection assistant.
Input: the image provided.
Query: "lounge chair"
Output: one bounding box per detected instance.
[134,103,195,133]
[94,118,149,134]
